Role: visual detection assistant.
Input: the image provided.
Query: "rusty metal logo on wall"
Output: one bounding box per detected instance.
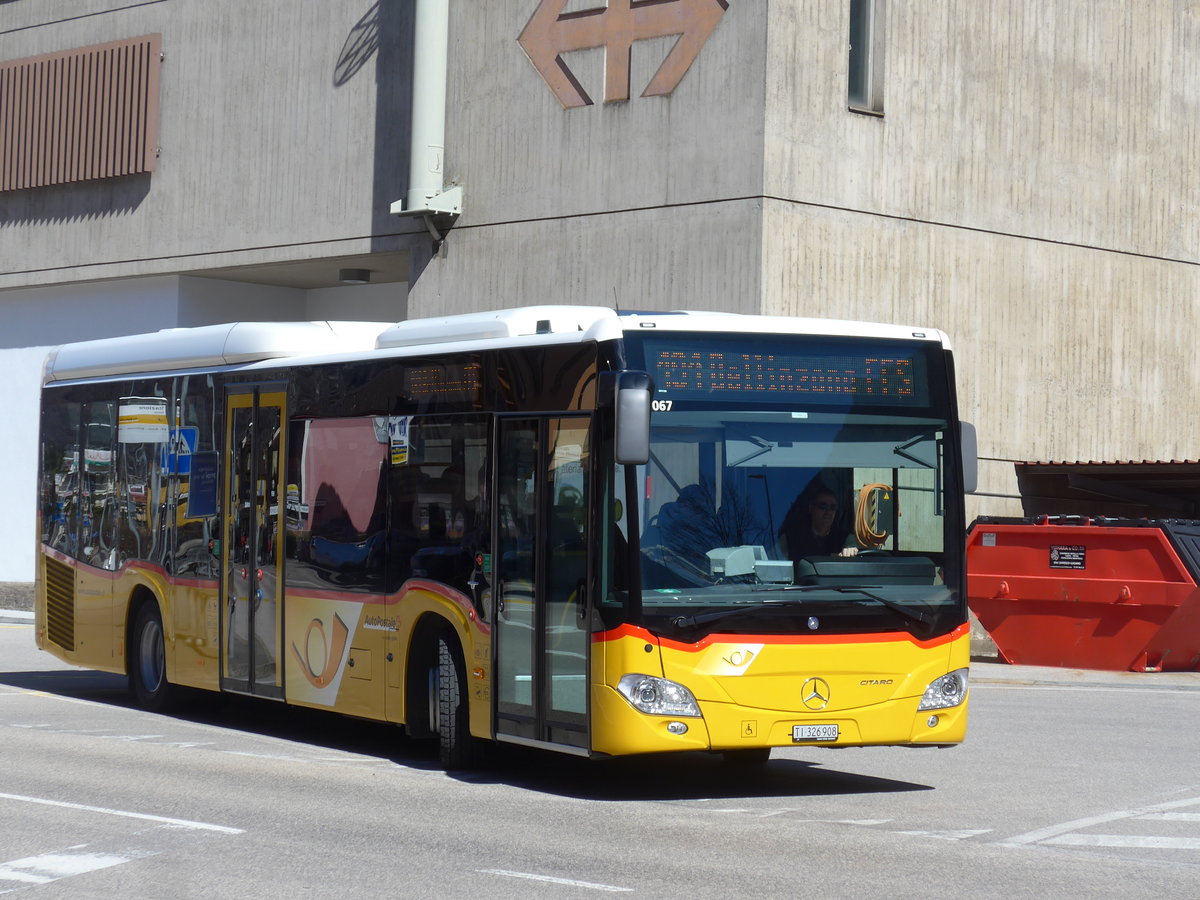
[518,0,729,109]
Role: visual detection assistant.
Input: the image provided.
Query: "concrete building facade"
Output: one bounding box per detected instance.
[3,0,1199,580]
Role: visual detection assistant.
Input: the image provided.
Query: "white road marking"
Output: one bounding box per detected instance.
[0,792,244,834]
[1044,834,1200,850]
[479,869,633,892]
[1003,795,1200,847]
[2,691,111,707]
[897,828,992,841]
[1,721,380,765]
[757,814,892,826]
[108,734,166,742]
[221,750,309,762]
[0,847,155,892]
[836,819,893,826]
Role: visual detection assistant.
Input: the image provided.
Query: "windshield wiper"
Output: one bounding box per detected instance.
[821,587,934,629]
[669,604,779,630]
[667,585,935,631]
[758,586,934,628]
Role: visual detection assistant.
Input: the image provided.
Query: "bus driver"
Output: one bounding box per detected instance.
[779,488,860,560]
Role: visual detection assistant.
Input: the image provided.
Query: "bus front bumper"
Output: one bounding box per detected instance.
[589,685,968,757]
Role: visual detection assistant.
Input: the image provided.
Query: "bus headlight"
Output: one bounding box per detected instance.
[617,674,702,717]
[917,668,968,711]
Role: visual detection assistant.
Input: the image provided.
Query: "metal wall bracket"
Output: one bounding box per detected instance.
[389,184,462,218]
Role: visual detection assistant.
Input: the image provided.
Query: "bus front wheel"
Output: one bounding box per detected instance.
[435,632,478,770]
[130,603,174,712]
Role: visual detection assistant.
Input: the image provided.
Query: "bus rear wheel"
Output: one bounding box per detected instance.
[436,632,479,770]
[130,604,174,712]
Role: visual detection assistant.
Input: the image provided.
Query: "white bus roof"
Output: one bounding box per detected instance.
[43,308,950,384]
[374,305,620,349]
[43,321,389,384]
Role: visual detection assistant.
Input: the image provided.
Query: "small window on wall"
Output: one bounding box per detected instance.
[848,0,885,115]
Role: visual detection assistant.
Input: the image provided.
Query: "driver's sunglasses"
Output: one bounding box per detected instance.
[813,502,837,511]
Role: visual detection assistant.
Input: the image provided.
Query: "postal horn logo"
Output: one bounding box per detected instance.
[291,614,349,689]
[518,0,729,109]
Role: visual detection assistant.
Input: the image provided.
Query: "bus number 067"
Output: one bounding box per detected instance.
[651,400,673,412]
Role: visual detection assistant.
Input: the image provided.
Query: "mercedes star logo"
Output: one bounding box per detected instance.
[801,676,831,711]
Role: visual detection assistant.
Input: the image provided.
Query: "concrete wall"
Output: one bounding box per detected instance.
[758,1,1200,514]
[0,346,50,580]
[0,0,416,289]
[405,1,768,310]
[765,2,1200,258]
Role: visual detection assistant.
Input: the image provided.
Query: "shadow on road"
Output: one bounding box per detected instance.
[455,748,934,801]
[0,668,933,801]
[0,668,128,702]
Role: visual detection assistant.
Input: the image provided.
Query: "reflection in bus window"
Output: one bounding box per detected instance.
[41,401,81,557]
[81,402,117,569]
[285,417,388,593]
[385,417,489,603]
[171,379,219,578]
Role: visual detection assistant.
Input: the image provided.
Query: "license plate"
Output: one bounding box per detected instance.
[793,724,839,742]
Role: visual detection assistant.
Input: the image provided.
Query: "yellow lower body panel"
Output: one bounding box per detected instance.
[591,684,713,756]
[590,625,971,757]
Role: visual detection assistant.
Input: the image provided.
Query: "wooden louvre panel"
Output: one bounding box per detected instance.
[0,33,161,192]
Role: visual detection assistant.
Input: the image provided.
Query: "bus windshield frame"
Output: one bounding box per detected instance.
[605,330,967,640]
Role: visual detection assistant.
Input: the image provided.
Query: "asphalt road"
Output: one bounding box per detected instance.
[1,621,1198,898]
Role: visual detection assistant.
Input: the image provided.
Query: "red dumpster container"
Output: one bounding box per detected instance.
[967,517,1200,672]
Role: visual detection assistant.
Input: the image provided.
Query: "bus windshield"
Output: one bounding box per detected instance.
[611,331,963,639]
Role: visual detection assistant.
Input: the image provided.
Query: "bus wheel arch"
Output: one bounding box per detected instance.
[127,588,175,712]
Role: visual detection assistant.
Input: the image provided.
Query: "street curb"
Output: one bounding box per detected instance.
[0,610,33,624]
[970,660,1200,690]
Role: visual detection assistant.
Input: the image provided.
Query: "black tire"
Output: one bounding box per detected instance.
[723,748,771,766]
[130,603,175,712]
[436,632,478,770]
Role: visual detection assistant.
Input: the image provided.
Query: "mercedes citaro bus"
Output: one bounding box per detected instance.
[36,306,976,768]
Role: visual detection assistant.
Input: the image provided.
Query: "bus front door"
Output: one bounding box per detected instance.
[221,387,286,699]
[494,417,590,753]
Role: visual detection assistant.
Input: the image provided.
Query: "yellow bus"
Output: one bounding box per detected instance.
[36,307,975,768]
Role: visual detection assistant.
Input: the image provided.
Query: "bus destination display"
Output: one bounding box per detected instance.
[403,362,483,403]
[643,340,928,405]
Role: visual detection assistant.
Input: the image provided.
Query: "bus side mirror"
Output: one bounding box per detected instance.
[960,422,978,494]
[614,371,652,465]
